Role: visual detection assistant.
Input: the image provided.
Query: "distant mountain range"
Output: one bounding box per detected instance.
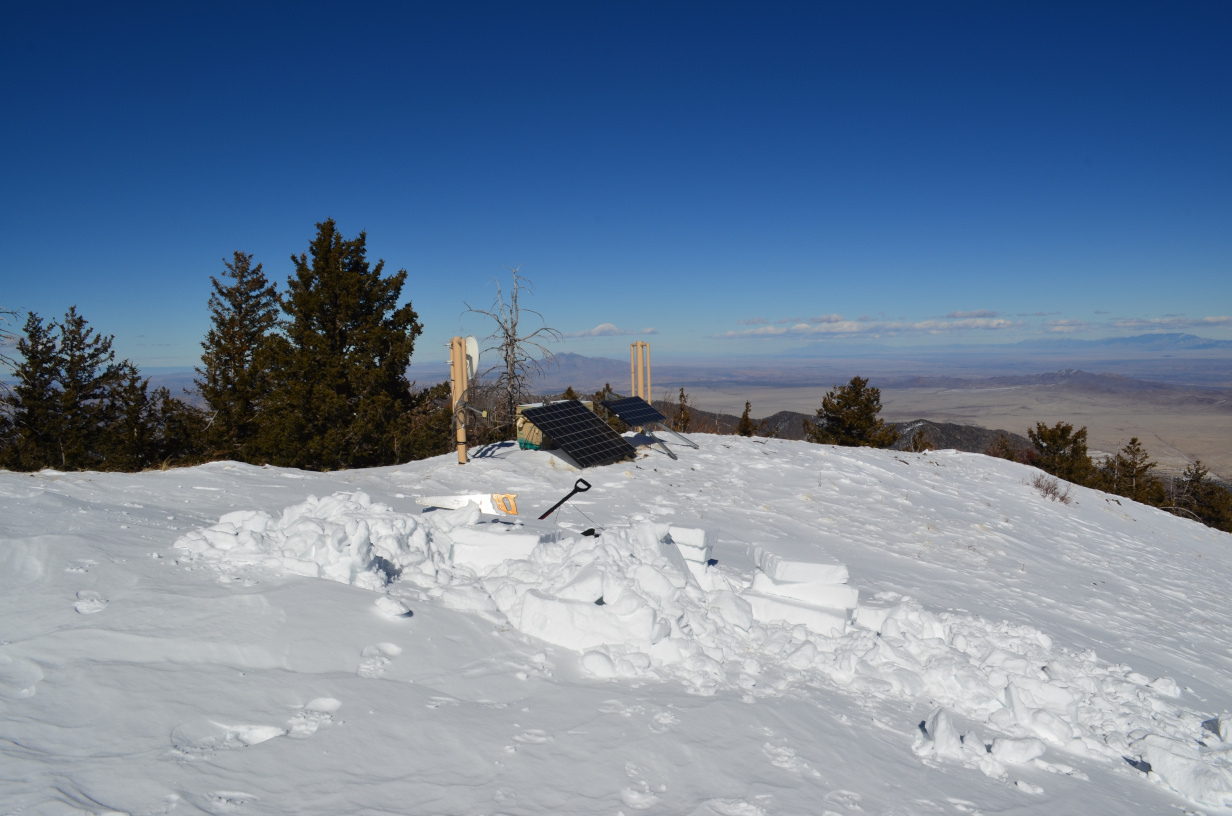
[1013,333,1232,351]
[878,368,1232,396]
[641,398,1031,454]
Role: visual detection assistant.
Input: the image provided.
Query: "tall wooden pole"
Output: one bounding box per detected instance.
[629,341,651,400]
[449,336,468,464]
[630,344,637,398]
[645,342,651,402]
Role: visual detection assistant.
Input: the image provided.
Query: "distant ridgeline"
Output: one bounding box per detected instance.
[646,402,1031,456]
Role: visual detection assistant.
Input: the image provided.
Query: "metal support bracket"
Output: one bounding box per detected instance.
[654,422,700,449]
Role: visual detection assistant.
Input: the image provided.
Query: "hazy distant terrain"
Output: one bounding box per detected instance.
[141,335,1232,479]
[512,341,1232,479]
[666,373,1232,480]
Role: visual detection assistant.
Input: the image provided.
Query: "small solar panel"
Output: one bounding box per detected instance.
[522,400,637,468]
[601,396,667,428]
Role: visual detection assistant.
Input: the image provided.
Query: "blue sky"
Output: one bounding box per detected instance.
[2,2,1229,371]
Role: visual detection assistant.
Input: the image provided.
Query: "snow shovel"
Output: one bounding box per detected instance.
[539,478,591,520]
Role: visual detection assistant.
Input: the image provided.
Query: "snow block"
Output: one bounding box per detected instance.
[751,573,858,609]
[990,737,1046,764]
[448,519,563,572]
[667,525,713,563]
[518,590,670,651]
[1132,733,1232,807]
[853,602,900,633]
[744,591,848,636]
[753,547,848,584]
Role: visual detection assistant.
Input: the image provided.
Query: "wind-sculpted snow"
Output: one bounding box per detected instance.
[7,439,1232,814]
[176,487,1232,806]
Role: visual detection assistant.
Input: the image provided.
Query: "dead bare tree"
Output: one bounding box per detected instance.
[464,268,561,436]
[0,301,21,391]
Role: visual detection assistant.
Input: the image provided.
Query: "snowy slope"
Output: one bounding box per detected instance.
[3,436,1232,815]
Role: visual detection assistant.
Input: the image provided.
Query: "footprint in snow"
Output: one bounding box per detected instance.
[512,729,552,744]
[199,790,259,814]
[620,787,660,811]
[649,710,680,733]
[687,800,767,816]
[74,590,108,614]
[505,728,552,752]
[286,697,341,739]
[763,743,822,778]
[357,643,401,678]
[599,699,644,717]
[824,789,863,811]
[64,559,95,573]
[0,653,44,699]
[426,696,459,709]
[170,720,286,757]
[621,763,667,810]
[171,699,340,757]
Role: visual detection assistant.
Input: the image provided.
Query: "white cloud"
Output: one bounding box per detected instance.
[1111,315,1232,330]
[775,314,845,325]
[1044,319,1091,333]
[946,309,999,319]
[564,323,658,338]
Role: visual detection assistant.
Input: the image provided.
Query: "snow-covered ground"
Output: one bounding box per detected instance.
[3,435,1232,815]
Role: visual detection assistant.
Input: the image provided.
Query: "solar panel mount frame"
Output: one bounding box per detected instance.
[600,396,667,428]
[520,400,637,469]
[600,395,699,459]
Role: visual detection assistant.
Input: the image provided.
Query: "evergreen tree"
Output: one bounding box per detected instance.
[736,401,756,437]
[1097,437,1165,505]
[0,307,162,471]
[149,387,207,467]
[672,387,693,433]
[393,381,454,461]
[985,433,1033,464]
[1,312,61,469]
[196,251,278,461]
[1170,461,1232,532]
[1027,421,1095,485]
[53,306,121,469]
[258,219,423,470]
[101,361,155,471]
[804,376,900,448]
[591,383,627,432]
[2,308,205,472]
[561,385,580,400]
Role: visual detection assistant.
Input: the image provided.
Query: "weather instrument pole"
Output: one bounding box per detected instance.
[449,337,467,464]
[449,336,481,465]
[630,341,650,400]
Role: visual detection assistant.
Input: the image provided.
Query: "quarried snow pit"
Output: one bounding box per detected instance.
[174,490,1232,807]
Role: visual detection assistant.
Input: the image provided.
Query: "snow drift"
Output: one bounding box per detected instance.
[174,482,1232,807]
[6,435,1232,814]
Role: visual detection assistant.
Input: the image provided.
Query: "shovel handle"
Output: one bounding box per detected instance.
[539,479,592,520]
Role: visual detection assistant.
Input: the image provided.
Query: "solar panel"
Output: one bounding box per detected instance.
[521,400,637,468]
[601,396,667,428]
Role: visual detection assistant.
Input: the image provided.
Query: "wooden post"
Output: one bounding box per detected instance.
[645,342,651,402]
[449,336,468,464]
[630,344,637,398]
[630,341,651,400]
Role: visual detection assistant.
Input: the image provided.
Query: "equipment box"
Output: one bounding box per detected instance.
[516,401,596,450]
